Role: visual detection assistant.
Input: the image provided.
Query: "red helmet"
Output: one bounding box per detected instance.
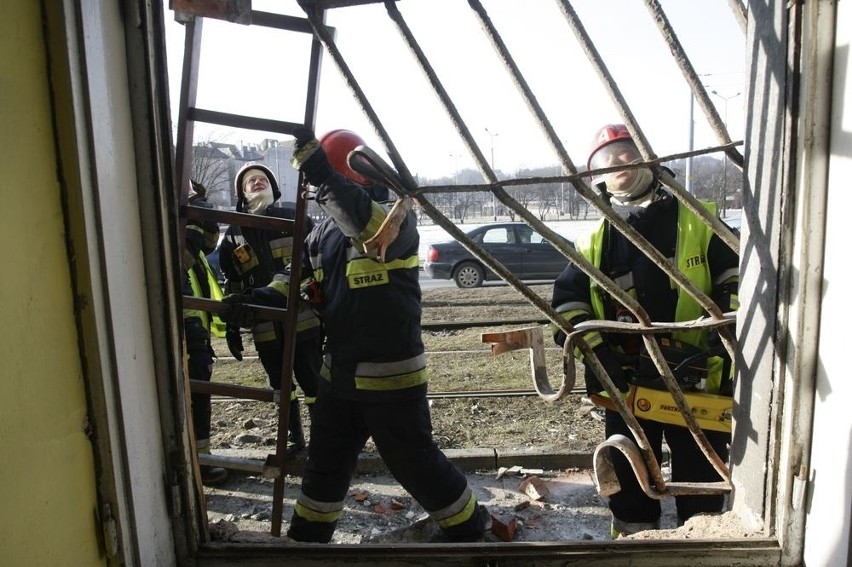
[587,124,638,186]
[588,124,633,166]
[319,129,370,185]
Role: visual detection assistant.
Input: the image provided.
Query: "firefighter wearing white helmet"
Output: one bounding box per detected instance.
[551,124,740,538]
[233,163,280,213]
[217,162,321,457]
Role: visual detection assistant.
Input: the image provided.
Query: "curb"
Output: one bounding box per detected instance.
[207,447,594,477]
[352,448,593,475]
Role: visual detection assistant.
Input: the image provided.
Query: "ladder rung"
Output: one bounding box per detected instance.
[182,205,295,231]
[187,107,300,136]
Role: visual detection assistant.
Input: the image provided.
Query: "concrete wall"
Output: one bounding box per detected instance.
[0,2,104,565]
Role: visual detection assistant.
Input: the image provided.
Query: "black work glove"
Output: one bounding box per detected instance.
[585,346,629,396]
[220,293,257,329]
[225,326,243,361]
[291,126,335,187]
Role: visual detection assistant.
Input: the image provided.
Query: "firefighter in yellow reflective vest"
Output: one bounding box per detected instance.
[260,127,488,543]
[183,180,228,485]
[218,163,321,457]
[551,125,739,537]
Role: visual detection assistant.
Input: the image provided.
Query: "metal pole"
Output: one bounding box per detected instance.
[686,93,694,193]
[711,91,741,216]
[485,128,498,221]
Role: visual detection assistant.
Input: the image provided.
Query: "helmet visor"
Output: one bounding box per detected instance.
[588,140,643,185]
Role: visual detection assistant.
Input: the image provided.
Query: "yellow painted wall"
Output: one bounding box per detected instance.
[0,1,105,565]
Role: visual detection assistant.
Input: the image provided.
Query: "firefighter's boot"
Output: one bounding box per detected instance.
[197,439,228,486]
[286,398,305,457]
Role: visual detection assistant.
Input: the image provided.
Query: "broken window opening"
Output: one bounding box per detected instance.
[169,0,751,552]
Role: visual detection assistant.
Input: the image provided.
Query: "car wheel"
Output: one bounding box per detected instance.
[453,261,485,288]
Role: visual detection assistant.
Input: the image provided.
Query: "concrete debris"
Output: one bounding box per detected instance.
[208,518,239,542]
[363,514,441,543]
[496,465,524,479]
[249,509,270,521]
[496,465,547,480]
[234,433,263,444]
[203,467,680,543]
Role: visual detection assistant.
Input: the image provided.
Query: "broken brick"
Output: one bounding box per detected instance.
[490,516,518,542]
[505,465,524,476]
[390,499,406,510]
[519,476,550,501]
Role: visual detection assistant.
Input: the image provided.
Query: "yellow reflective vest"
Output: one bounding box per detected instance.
[184,252,227,338]
[577,200,727,394]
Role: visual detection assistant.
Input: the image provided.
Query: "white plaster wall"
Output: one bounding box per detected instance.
[804,3,852,565]
[78,1,176,564]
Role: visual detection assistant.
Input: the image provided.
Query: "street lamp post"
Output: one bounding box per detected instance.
[687,93,695,193]
[449,153,460,219]
[485,127,499,221]
[711,90,742,217]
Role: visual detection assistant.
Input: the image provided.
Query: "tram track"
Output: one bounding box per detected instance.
[208,386,587,403]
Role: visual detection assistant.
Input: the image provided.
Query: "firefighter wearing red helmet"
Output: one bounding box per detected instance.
[551,124,740,537]
[317,129,370,185]
[217,162,321,457]
[240,126,489,543]
[302,128,391,202]
[587,124,657,207]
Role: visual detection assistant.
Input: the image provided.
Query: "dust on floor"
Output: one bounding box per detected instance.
[203,466,680,544]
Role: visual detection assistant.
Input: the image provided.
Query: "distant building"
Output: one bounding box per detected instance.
[191,138,300,209]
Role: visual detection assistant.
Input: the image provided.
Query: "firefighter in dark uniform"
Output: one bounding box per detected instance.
[551,124,739,537]
[229,128,489,543]
[218,163,321,456]
[182,180,228,485]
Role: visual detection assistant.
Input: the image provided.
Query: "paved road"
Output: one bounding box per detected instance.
[419,270,453,290]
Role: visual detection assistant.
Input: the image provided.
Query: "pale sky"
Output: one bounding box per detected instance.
[164,1,745,179]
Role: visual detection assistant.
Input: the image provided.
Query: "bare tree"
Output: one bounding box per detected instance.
[510,176,537,221]
[531,180,560,221]
[192,142,232,207]
[454,191,479,223]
